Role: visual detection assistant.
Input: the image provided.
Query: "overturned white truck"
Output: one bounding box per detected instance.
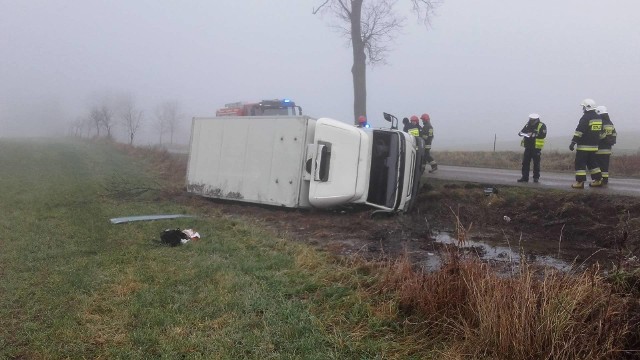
[186,115,425,213]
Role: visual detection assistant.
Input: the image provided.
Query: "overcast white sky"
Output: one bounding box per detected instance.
[1,0,638,149]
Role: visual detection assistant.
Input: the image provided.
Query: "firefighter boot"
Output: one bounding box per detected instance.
[571,181,584,189]
[589,179,603,187]
[602,178,609,185]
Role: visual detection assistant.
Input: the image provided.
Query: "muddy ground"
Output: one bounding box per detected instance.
[179,178,640,273]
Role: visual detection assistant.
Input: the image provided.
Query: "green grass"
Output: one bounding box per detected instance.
[2,138,637,359]
[0,138,419,359]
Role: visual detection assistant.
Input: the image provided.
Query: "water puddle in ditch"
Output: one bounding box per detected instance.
[420,232,579,273]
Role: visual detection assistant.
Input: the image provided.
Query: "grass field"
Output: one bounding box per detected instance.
[1,138,637,359]
[0,139,404,358]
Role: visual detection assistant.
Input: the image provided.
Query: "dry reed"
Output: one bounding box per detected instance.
[377,253,635,359]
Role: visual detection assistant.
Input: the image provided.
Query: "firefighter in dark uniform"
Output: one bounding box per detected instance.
[517,113,547,183]
[595,105,617,185]
[406,115,421,136]
[402,117,410,132]
[420,113,438,173]
[569,98,604,188]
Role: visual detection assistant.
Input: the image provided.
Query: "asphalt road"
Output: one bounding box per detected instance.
[425,165,640,197]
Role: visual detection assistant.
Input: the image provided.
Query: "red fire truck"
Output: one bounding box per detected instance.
[215,99,302,117]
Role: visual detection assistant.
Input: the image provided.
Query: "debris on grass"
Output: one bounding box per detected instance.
[159,228,201,246]
[109,214,194,224]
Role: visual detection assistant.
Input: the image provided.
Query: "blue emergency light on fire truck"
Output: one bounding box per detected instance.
[215,99,303,117]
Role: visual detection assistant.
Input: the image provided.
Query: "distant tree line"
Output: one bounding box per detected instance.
[68,92,184,146]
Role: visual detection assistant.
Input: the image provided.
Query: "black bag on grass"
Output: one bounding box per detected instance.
[160,228,189,247]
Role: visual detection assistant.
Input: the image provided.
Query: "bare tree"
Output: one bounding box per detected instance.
[68,116,86,137]
[314,0,441,124]
[155,101,181,145]
[89,106,102,137]
[87,95,117,139]
[155,110,167,145]
[117,94,144,145]
[83,116,93,138]
[99,105,115,139]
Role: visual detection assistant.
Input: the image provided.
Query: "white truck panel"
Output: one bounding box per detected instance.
[187,116,313,207]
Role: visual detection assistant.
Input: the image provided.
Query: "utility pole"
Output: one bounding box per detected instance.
[493,134,497,152]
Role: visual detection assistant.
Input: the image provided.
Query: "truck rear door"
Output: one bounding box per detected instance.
[308,118,369,208]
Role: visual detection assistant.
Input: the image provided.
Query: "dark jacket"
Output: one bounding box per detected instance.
[402,118,410,132]
[599,113,617,150]
[572,110,603,151]
[519,120,547,150]
[420,122,434,149]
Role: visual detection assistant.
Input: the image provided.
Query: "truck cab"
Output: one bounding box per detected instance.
[306,118,424,213]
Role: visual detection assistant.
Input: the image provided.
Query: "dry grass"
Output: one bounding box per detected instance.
[614,154,640,178]
[112,142,188,186]
[450,205,472,245]
[376,252,637,359]
[435,150,640,177]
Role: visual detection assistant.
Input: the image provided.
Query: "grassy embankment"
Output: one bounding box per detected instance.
[0,138,638,359]
[435,150,640,177]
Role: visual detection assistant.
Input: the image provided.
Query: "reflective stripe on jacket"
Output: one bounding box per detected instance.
[520,121,547,150]
[420,123,434,149]
[534,123,545,149]
[572,110,603,151]
[406,123,421,137]
[598,113,617,150]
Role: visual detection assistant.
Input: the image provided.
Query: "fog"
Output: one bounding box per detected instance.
[1,0,638,149]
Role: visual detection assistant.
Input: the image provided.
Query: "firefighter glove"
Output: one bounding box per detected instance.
[569,142,576,151]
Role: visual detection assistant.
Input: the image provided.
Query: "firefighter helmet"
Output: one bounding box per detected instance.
[528,113,540,120]
[420,113,430,122]
[596,105,608,115]
[358,115,366,123]
[410,115,419,123]
[580,98,596,111]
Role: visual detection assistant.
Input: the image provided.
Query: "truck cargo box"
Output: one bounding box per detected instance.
[187,116,316,208]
